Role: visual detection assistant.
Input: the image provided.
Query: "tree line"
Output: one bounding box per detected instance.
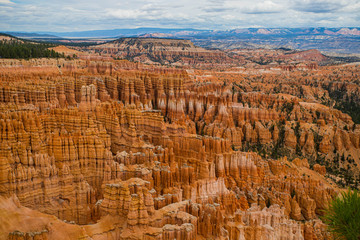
[0,39,65,59]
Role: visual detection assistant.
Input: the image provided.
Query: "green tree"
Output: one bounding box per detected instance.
[0,38,65,59]
[322,189,360,240]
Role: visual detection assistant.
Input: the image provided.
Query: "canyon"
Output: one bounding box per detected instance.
[0,37,359,240]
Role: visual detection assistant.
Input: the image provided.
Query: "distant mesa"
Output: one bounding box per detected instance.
[336,28,360,36]
[281,49,329,62]
[82,37,235,68]
[0,33,360,239]
[4,27,360,56]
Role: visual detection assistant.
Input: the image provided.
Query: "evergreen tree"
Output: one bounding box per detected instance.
[0,38,65,59]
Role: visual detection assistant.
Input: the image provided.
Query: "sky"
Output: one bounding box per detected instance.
[0,0,359,32]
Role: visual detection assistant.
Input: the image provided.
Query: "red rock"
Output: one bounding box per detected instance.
[0,55,356,240]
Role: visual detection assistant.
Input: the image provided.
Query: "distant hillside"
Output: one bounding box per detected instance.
[33,27,360,38]
[5,27,360,56]
[39,28,207,38]
[4,32,59,39]
[0,33,64,59]
[82,37,235,68]
[187,28,360,55]
[50,45,83,56]
[8,27,360,55]
[282,49,329,62]
[0,33,23,42]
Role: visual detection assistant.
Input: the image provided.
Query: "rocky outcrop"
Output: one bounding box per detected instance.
[226,204,303,240]
[78,84,99,112]
[85,38,237,69]
[0,56,357,240]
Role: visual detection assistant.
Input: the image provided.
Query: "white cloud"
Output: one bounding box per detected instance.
[341,1,360,13]
[243,1,284,14]
[107,9,145,19]
[0,0,14,4]
[106,5,189,21]
[221,0,284,14]
[291,0,353,13]
[0,0,359,32]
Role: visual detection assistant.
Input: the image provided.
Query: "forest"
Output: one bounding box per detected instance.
[0,36,64,59]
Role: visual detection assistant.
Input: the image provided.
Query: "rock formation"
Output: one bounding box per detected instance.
[0,48,359,239]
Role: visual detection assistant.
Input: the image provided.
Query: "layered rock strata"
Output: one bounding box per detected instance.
[0,58,356,239]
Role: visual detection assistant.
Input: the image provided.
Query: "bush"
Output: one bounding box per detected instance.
[322,189,360,240]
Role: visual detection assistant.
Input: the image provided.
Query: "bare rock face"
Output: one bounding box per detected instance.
[284,128,297,148]
[78,84,99,112]
[280,49,328,62]
[0,56,358,240]
[292,158,310,168]
[313,164,326,175]
[8,230,49,240]
[226,204,303,240]
[100,178,153,225]
[319,135,331,154]
[85,38,237,69]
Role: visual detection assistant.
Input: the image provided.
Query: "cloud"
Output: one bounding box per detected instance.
[291,0,348,13]
[106,9,145,19]
[0,0,359,32]
[242,1,284,14]
[340,1,360,13]
[106,4,189,21]
[203,7,232,13]
[0,0,14,4]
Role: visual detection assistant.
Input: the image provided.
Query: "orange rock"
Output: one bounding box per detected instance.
[292,158,310,168]
[285,128,297,148]
[0,56,357,240]
[313,164,326,175]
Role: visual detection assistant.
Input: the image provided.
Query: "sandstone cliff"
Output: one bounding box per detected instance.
[0,57,357,240]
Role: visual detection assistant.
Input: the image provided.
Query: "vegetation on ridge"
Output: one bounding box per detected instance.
[0,35,64,59]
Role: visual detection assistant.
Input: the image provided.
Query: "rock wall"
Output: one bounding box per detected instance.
[0,58,355,239]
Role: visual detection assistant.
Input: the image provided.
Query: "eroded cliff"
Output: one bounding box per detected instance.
[0,56,358,239]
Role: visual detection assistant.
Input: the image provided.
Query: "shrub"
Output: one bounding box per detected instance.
[322,189,360,240]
